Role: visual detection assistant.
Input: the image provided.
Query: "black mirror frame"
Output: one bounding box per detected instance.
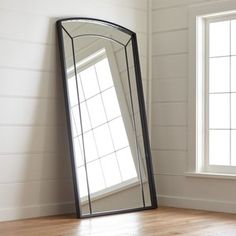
[57,17,157,218]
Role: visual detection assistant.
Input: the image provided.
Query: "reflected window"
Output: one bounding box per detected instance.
[67,48,138,199]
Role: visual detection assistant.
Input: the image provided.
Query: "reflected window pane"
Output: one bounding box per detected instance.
[86,95,107,128]
[71,106,81,136]
[102,88,121,120]
[73,137,84,167]
[95,58,114,90]
[80,103,91,132]
[209,57,230,93]
[109,117,129,149]
[70,111,77,138]
[87,160,105,193]
[80,66,100,99]
[67,77,78,106]
[231,56,236,92]
[209,21,230,57]
[231,131,236,166]
[116,147,137,181]
[231,94,236,129]
[209,94,230,129]
[209,130,230,165]
[76,75,85,102]
[77,166,89,198]
[83,131,98,162]
[231,20,236,55]
[100,154,121,187]
[93,124,114,156]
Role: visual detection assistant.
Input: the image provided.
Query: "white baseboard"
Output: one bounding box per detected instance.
[158,195,236,214]
[0,202,75,222]
[3,196,236,222]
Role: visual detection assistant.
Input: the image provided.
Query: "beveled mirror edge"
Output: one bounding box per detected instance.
[56,17,158,219]
[57,22,81,218]
[130,34,158,209]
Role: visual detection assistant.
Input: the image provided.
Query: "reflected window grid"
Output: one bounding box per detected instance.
[208,19,236,166]
[69,55,138,197]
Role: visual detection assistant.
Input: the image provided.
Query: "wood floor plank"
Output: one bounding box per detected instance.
[0,207,236,235]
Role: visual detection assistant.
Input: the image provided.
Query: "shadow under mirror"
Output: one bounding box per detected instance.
[57,18,157,218]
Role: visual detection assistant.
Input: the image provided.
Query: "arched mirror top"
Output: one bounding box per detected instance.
[58,18,133,46]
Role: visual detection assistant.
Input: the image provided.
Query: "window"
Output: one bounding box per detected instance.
[206,16,236,173]
[189,1,236,175]
[67,45,139,201]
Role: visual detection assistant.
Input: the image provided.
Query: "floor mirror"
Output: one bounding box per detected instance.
[57,18,157,218]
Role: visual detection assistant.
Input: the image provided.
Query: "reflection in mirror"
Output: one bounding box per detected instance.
[57,18,157,218]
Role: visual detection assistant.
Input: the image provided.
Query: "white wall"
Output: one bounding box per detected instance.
[0,0,149,221]
[152,0,236,214]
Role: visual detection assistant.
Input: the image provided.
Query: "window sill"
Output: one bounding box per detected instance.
[185,172,236,180]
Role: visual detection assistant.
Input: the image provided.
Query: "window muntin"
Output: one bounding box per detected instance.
[67,48,138,200]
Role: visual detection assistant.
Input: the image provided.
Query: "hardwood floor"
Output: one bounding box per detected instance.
[1,207,236,236]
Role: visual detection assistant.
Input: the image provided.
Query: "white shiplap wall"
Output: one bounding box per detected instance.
[152,0,236,213]
[0,0,149,221]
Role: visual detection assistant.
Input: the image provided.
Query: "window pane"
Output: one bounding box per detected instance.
[77,166,89,198]
[209,57,230,93]
[86,95,107,128]
[80,103,91,132]
[95,58,114,91]
[109,117,129,150]
[231,20,236,55]
[67,77,78,106]
[209,94,230,129]
[209,21,230,57]
[231,56,236,92]
[231,93,236,129]
[73,137,84,167]
[87,160,105,193]
[209,130,230,165]
[116,147,137,181]
[100,153,121,187]
[83,131,98,162]
[71,106,81,136]
[231,131,236,166]
[102,87,121,120]
[80,66,100,99]
[93,124,114,157]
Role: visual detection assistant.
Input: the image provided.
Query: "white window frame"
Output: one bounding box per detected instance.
[188,0,236,177]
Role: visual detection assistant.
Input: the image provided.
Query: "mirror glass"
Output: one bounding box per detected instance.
[57,18,157,217]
